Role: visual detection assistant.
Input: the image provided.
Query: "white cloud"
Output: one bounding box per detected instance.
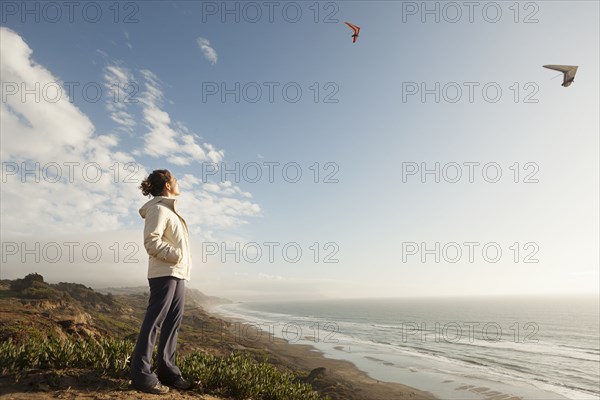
[124,31,132,49]
[204,142,224,163]
[138,69,225,165]
[177,189,261,229]
[201,181,251,198]
[103,64,136,131]
[196,37,218,65]
[179,173,201,189]
[0,27,147,237]
[203,183,221,193]
[0,30,94,162]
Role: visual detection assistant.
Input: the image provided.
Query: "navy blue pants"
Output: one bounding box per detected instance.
[130,276,185,389]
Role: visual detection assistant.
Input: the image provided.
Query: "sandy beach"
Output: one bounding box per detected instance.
[204,306,437,400]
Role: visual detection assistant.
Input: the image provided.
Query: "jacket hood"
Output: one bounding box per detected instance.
[139,196,177,219]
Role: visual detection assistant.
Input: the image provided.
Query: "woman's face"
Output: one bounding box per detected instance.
[164,176,180,197]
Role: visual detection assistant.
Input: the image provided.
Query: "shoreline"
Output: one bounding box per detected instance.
[203,304,437,400]
[200,302,587,400]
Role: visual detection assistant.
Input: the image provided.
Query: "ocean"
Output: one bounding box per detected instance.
[209,295,599,400]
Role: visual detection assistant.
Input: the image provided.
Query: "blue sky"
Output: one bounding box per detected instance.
[1,1,598,301]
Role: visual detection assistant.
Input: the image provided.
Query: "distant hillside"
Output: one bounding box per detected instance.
[5,272,117,307]
[94,286,148,295]
[186,287,233,307]
[97,285,232,307]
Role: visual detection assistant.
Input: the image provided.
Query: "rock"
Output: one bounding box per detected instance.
[299,367,327,384]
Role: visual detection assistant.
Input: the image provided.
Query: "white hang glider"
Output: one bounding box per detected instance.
[543,65,579,87]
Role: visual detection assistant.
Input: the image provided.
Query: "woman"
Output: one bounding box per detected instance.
[130,169,192,394]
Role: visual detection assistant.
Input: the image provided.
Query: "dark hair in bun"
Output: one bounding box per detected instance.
[140,169,172,197]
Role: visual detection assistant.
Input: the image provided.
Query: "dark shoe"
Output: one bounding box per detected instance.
[139,382,170,394]
[167,376,192,390]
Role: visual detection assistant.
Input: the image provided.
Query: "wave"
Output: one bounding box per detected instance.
[451,339,600,362]
[558,343,600,353]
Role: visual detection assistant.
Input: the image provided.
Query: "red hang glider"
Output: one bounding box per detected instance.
[345,22,360,43]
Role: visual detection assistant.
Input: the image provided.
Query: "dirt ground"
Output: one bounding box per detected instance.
[0,369,226,400]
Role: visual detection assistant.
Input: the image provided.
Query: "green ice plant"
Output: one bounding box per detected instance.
[0,337,133,375]
[0,337,330,400]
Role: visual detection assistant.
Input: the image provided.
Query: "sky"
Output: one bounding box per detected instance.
[1,1,598,301]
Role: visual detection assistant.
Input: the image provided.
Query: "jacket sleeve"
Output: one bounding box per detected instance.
[143,205,182,263]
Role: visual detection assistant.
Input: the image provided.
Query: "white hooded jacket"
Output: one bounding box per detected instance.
[139,196,192,281]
